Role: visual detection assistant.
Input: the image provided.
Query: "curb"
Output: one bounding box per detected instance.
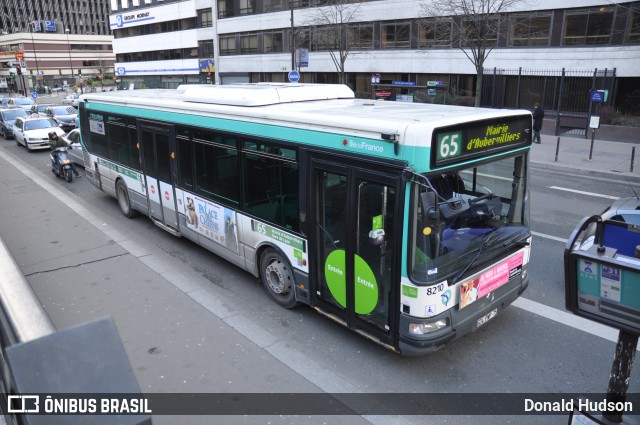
[531,160,640,183]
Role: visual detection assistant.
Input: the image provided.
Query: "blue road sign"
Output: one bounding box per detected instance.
[591,91,604,102]
[44,20,56,32]
[288,70,300,83]
[31,92,38,99]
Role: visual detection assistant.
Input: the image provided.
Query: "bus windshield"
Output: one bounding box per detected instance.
[411,154,529,284]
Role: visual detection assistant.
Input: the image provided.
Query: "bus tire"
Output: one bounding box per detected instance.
[116,180,137,218]
[260,248,299,309]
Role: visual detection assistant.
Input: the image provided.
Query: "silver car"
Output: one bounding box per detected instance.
[61,129,85,166]
[62,94,80,108]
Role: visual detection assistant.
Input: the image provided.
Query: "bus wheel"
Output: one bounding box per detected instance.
[116,180,136,218]
[260,248,299,309]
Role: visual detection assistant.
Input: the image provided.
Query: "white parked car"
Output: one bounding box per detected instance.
[62,94,80,108]
[13,116,65,152]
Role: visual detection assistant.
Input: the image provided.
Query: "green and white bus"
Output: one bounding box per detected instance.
[78,83,532,355]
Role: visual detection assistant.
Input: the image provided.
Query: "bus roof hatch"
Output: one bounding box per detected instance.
[181,83,355,107]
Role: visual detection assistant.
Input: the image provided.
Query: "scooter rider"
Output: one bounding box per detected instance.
[48,132,80,178]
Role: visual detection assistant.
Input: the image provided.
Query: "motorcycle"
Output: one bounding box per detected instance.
[50,146,75,182]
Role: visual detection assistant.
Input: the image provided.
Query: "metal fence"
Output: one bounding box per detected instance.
[481,67,617,138]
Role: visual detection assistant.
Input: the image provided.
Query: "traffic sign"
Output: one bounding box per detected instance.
[31,92,38,99]
[371,74,380,84]
[590,91,604,103]
[288,70,300,83]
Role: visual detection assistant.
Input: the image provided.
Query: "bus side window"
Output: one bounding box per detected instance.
[194,142,239,206]
[242,151,299,231]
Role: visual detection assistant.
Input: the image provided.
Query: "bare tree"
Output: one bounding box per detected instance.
[421,0,524,107]
[303,0,364,85]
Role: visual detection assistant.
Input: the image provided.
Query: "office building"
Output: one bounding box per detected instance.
[0,0,111,35]
[112,1,639,111]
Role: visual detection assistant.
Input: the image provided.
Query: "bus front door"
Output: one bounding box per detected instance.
[139,122,179,230]
[312,160,398,347]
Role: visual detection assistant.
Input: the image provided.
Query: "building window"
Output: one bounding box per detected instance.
[418,19,452,48]
[626,8,640,43]
[199,40,214,57]
[264,0,286,12]
[198,9,212,28]
[116,48,196,63]
[348,24,373,49]
[295,28,311,50]
[218,0,234,18]
[240,34,258,54]
[460,17,499,48]
[381,22,411,48]
[220,35,236,55]
[563,7,614,45]
[312,27,337,51]
[291,0,312,8]
[508,13,552,46]
[239,0,255,16]
[264,31,284,53]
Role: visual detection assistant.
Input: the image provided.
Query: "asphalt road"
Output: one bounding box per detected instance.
[2,128,639,425]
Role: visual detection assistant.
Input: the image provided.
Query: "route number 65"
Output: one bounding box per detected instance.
[437,131,462,160]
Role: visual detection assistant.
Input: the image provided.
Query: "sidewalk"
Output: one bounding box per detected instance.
[531,132,640,181]
[0,153,369,425]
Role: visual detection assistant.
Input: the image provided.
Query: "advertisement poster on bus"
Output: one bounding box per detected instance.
[183,194,238,254]
[460,252,524,309]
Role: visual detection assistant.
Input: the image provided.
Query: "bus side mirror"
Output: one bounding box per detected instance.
[420,191,437,220]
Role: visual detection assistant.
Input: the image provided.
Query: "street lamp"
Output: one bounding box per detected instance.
[290,1,295,71]
[28,21,41,91]
[65,28,74,81]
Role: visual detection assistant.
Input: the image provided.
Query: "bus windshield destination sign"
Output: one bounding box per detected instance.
[433,115,531,168]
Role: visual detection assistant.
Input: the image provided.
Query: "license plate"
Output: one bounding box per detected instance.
[477,308,498,328]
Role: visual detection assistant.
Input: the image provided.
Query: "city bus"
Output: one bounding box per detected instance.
[78,83,532,355]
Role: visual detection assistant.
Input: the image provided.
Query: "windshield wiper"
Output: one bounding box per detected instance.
[500,229,531,248]
[450,228,499,284]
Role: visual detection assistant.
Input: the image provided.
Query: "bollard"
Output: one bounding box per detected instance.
[555,137,560,162]
[604,331,639,423]
[602,244,640,423]
[588,129,596,161]
[631,146,636,173]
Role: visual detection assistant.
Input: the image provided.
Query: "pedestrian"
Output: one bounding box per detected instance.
[532,103,544,144]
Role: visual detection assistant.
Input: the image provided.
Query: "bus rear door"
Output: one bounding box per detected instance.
[138,121,179,230]
[311,156,400,348]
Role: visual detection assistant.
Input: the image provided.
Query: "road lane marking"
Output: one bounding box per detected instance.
[513,297,639,350]
[531,231,568,244]
[549,186,620,200]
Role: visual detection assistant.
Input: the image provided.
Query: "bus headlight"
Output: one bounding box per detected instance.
[409,319,448,335]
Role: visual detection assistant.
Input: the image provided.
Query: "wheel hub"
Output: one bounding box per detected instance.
[265,261,288,294]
